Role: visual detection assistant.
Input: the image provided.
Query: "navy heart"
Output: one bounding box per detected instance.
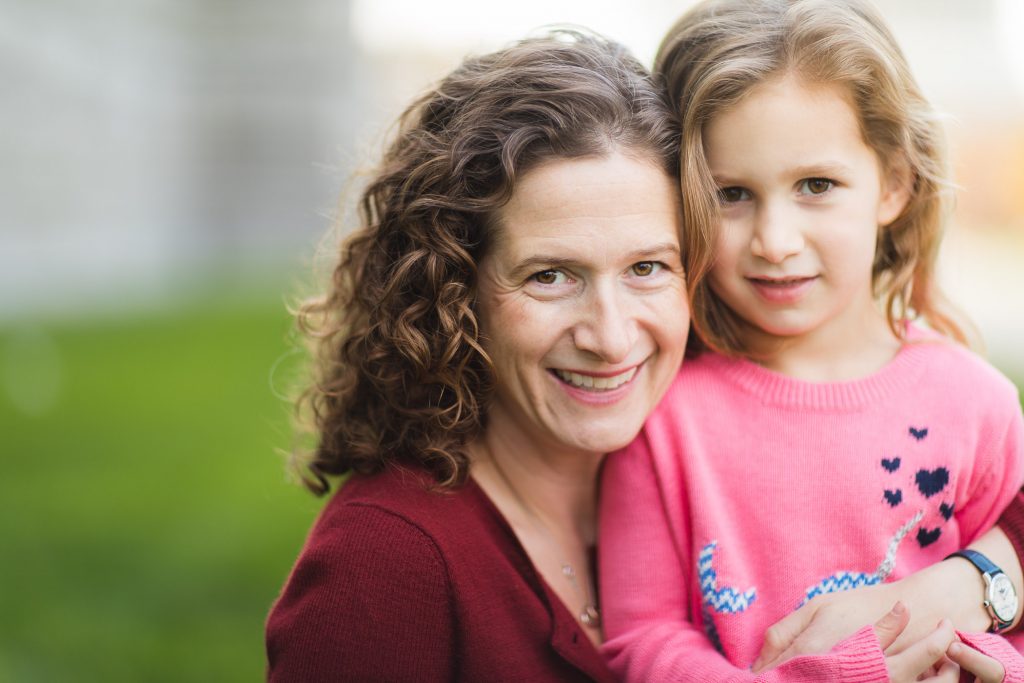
[883,489,902,507]
[915,467,949,498]
[881,457,901,473]
[940,502,954,520]
[909,426,929,441]
[917,527,942,547]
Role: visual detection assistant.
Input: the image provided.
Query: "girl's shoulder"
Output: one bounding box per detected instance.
[903,333,1020,407]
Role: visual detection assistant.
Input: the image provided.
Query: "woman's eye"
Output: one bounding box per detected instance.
[717,186,749,204]
[631,261,662,277]
[799,178,834,195]
[531,269,567,285]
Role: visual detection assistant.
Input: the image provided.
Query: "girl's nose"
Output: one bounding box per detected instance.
[750,201,804,263]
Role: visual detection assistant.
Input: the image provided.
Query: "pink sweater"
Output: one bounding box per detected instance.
[599,337,1024,681]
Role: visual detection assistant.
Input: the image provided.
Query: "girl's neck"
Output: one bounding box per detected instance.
[743,309,902,382]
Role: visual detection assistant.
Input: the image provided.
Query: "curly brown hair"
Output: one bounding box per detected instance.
[294,31,683,495]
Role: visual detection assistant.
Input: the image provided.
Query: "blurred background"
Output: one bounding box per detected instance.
[1,0,1021,680]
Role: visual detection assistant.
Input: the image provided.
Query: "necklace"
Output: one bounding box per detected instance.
[488,456,602,629]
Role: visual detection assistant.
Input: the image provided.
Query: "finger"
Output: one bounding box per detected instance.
[946,641,1005,683]
[872,601,909,651]
[885,620,956,683]
[916,657,960,683]
[753,604,819,672]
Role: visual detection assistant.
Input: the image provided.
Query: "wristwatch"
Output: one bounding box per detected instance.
[946,549,1020,633]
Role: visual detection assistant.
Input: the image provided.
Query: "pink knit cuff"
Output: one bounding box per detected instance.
[956,631,1024,683]
[831,625,889,683]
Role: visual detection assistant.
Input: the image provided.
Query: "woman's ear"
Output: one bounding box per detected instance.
[877,156,913,227]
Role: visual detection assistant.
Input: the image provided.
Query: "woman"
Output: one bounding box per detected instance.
[266,31,690,682]
[265,29,996,683]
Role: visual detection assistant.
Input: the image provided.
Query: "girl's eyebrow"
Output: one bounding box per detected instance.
[787,162,855,177]
[711,162,855,185]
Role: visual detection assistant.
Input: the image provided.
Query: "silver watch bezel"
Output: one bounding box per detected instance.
[984,571,1019,625]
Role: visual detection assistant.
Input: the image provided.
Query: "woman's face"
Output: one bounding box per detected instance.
[476,152,689,457]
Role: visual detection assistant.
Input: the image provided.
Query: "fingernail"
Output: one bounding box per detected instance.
[891,601,905,615]
[948,642,962,656]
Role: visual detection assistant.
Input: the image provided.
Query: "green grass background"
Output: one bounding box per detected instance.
[0,291,325,682]
[1,289,1021,681]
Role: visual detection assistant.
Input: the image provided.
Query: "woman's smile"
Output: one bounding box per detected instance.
[552,365,640,392]
[475,152,689,456]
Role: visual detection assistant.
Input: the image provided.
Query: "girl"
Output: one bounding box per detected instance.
[598,1,1024,681]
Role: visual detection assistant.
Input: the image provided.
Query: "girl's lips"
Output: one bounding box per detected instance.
[747,275,818,304]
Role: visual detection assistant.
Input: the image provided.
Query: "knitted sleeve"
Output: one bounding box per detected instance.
[954,384,1024,545]
[955,631,1024,683]
[266,503,455,682]
[598,440,889,683]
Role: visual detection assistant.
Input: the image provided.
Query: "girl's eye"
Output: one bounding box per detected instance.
[531,269,567,285]
[799,178,834,195]
[631,261,662,277]
[717,186,749,204]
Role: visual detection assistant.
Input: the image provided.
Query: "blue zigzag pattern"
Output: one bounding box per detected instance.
[801,571,881,605]
[698,541,757,614]
[798,511,923,608]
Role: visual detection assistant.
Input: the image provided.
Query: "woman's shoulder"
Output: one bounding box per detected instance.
[295,465,521,586]
[317,465,492,543]
[266,468,471,680]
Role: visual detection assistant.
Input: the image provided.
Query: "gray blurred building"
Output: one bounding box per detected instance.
[1,0,361,317]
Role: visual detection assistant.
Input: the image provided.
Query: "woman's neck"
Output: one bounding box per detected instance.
[468,417,602,545]
[468,418,606,644]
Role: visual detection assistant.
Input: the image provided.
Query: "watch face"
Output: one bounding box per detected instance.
[989,573,1019,622]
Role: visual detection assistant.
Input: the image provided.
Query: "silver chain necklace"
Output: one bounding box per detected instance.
[488,457,601,629]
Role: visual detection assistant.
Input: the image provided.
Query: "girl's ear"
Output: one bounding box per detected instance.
[877,156,913,227]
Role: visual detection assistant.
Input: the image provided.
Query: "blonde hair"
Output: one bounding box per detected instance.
[656,0,971,356]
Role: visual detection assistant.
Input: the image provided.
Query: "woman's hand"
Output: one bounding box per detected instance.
[873,603,960,682]
[946,641,1006,683]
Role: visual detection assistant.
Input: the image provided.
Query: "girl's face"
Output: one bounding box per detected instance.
[475,152,689,457]
[703,73,909,359]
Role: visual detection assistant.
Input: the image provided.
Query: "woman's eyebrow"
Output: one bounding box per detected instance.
[627,242,681,260]
[507,255,578,277]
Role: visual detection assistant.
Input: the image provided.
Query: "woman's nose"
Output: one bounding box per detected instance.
[571,283,637,363]
[750,201,804,263]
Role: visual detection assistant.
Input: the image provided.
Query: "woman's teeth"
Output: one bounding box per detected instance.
[554,367,637,391]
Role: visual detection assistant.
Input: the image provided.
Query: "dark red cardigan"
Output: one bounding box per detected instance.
[1000,488,1024,633]
[266,465,615,682]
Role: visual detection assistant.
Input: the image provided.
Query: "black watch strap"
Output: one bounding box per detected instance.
[947,549,1001,576]
[945,549,1015,632]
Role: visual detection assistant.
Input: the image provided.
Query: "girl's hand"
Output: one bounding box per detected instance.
[873,604,959,682]
[753,527,1024,673]
[753,584,900,671]
[946,641,1006,683]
